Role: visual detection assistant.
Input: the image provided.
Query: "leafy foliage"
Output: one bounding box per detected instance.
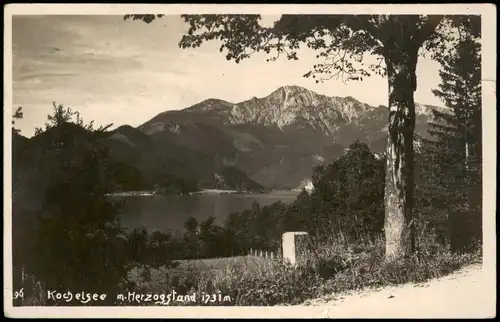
[127,14,477,83]
[200,166,265,192]
[34,102,113,136]
[12,106,23,135]
[157,173,199,195]
[416,31,482,252]
[11,104,178,305]
[106,160,147,192]
[306,141,385,240]
[123,14,164,24]
[220,142,385,254]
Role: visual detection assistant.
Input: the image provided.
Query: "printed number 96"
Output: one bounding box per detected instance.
[13,288,24,300]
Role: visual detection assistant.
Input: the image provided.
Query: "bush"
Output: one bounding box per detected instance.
[129,232,480,307]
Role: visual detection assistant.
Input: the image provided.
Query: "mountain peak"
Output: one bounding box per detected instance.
[185,98,234,113]
[276,85,309,92]
[228,85,376,131]
[272,85,313,98]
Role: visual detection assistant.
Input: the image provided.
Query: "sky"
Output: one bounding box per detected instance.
[12,14,445,138]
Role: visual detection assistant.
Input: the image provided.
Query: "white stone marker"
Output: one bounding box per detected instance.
[282,231,309,266]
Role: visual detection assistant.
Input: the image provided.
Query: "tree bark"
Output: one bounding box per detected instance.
[383,46,418,263]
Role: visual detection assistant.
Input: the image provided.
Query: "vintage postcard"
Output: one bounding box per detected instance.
[4,3,496,319]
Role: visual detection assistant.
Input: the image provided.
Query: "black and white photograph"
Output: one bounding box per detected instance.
[4,4,496,318]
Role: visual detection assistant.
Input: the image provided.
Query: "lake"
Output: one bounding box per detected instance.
[112,192,299,234]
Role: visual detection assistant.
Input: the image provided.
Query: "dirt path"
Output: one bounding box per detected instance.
[297,263,495,318]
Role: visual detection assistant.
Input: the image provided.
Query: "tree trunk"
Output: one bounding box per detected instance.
[384,48,418,263]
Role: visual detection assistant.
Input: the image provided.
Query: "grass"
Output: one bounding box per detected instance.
[128,255,276,291]
[176,255,275,272]
[15,234,481,307]
[128,234,482,307]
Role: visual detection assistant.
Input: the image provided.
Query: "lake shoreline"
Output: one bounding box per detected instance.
[111,190,299,233]
[106,189,295,197]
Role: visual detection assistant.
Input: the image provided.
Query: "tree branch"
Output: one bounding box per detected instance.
[358,15,385,48]
[413,15,444,48]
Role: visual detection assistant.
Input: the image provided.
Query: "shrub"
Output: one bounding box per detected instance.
[129,232,480,307]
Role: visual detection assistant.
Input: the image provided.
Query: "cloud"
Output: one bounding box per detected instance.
[12,14,444,138]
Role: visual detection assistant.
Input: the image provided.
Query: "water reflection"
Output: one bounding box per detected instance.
[112,192,298,234]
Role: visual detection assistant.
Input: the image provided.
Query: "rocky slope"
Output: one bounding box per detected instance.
[229,85,375,133]
[124,85,444,190]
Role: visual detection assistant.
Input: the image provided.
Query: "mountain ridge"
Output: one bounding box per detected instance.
[12,85,447,204]
[130,85,443,189]
[140,85,443,134]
